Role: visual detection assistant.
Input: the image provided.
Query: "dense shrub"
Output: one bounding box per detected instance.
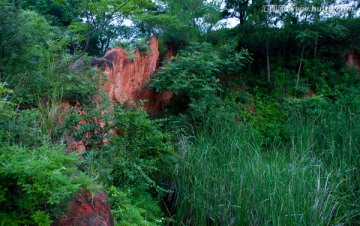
[149,42,251,99]
[62,103,175,225]
[0,83,47,147]
[0,144,94,225]
[107,185,166,226]
[82,105,175,189]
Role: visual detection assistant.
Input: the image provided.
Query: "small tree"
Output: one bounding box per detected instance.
[149,42,251,99]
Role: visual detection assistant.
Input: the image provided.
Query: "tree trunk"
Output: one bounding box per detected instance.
[314,34,318,57]
[239,11,246,25]
[296,44,305,93]
[238,0,249,25]
[266,40,271,82]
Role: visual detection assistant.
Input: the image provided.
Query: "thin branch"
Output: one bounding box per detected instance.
[72,0,148,62]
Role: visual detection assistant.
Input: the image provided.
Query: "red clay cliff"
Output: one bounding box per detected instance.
[91,37,172,111]
[56,39,175,225]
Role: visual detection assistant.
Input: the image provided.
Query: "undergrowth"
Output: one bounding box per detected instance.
[173,94,360,225]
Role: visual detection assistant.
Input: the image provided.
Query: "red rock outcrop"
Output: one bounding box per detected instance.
[347,50,360,73]
[64,37,176,152]
[53,189,114,226]
[92,37,173,111]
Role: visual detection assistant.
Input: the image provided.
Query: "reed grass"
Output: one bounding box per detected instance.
[174,106,360,225]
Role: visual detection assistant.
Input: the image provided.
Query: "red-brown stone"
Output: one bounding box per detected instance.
[53,189,113,226]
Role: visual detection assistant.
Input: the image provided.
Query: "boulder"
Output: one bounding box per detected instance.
[53,189,114,226]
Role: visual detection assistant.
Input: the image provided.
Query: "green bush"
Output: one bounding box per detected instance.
[0,144,94,225]
[50,58,102,105]
[63,103,175,225]
[0,6,97,106]
[149,42,251,99]
[0,82,15,141]
[0,8,59,105]
[233,92,285,145]
[178,93,237,130]
[107,185,167,226]
[82,105,175,189]
[0,82,47,147]
[2,108,47,147]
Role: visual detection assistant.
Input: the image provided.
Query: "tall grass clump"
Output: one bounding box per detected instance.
[174,97,359,225]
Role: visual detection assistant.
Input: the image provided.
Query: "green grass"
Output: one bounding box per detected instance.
[173,106,360,225]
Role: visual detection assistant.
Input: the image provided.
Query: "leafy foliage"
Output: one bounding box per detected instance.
[0,83,46,147]
[107,186,167,226]
[0,144,94,224]
[61,102,175,225]
[80,105,175,189]
[135,0,223,47]
[67,0,155,59]
[0,8,55,77]
[149,42,251,98]
[16,0,77,26]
